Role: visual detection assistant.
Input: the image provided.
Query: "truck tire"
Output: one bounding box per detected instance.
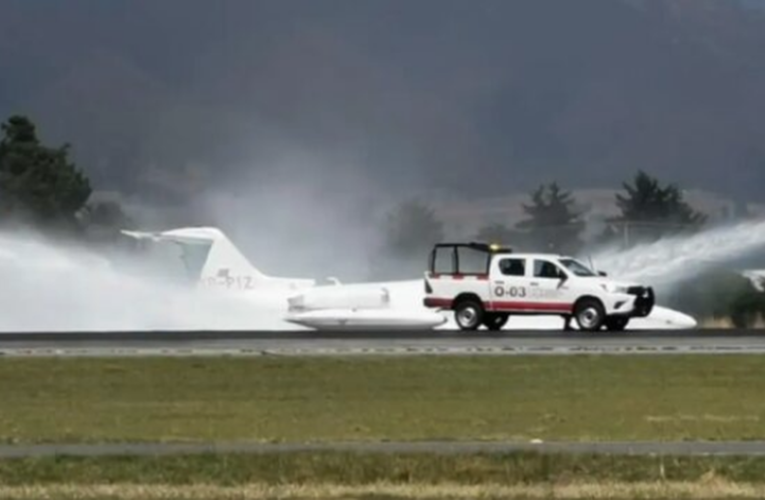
[483,313,509,331]
[574,298,606,332]
[455,300,484,331]
[605,316,629,331]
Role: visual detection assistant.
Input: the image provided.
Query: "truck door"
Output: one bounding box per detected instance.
[490,257,529,312]
[529,259,575,315]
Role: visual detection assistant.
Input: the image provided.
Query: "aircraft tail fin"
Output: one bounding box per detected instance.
[121,227,315,291]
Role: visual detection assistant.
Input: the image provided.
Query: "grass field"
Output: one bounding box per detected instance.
[0,355,764,444]
[2,452,765,498]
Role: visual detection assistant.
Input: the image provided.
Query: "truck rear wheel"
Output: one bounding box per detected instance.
[455,300,484,331]
[574,298,606,332]
[483,313,509,331]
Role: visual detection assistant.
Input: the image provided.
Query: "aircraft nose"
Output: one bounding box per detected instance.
[671,312,698,329]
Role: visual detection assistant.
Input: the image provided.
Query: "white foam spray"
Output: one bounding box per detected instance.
[1,218,764,332]
[0,230,295,332]
[590,218,765,290]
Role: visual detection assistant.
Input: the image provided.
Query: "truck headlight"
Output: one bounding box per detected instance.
[600,283,628,294]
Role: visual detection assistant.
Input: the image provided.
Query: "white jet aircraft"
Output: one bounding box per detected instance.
[121,226,698,331]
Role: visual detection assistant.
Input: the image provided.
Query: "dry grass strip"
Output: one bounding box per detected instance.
[0,480,763,499]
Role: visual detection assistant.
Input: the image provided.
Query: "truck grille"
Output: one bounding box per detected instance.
[627,286,655,317]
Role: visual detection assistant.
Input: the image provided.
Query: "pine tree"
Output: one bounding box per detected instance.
[609,170,706,244]
[516,182,585,253]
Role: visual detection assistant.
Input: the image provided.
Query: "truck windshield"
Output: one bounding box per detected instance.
[559,258,597,277]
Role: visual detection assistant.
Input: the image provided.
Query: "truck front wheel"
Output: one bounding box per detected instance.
[455,300,484,331]
[605,316,629,331]
[574,298,606,332]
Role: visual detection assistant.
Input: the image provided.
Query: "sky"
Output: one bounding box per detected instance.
[1,0,765,278]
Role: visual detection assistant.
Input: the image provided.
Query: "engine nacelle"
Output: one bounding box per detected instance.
[287,286,390,312]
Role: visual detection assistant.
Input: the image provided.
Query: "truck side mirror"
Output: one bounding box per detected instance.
[555,271,568,288]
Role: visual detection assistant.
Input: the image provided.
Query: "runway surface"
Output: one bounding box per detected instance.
[0,329,764,356]
[2,440,765,458]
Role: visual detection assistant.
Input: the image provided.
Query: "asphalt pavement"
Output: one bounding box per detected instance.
[0,329,764,356]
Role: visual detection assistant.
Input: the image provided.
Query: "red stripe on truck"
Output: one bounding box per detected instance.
[424,297,573,313]
[424,297,453,308]
[491,301,573,313]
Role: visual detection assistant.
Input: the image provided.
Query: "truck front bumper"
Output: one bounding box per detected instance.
[607,287,655,318]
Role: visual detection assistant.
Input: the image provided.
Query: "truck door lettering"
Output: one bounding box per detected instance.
[495,286,527,298]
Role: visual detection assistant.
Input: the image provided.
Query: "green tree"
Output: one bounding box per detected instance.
[0,115,92,231]
[371,200,444,279]
[608,170,706,245]
[516,182,585,254]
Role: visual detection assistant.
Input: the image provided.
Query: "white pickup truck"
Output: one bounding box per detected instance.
[423,242,655,331]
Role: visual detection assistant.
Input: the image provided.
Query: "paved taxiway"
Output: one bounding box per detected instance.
[2,440,765,458]
[0,329,764,356]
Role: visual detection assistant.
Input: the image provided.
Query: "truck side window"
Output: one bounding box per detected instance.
[499,258,525,276]
[432,247,455,274]
[534,259,564,279]
[456,247,489,275]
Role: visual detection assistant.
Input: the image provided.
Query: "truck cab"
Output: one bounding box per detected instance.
[423,242,654,331]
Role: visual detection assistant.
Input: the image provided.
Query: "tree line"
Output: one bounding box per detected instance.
[0,113,720,252]
[381,171,711,264]
[0,115,132,242]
